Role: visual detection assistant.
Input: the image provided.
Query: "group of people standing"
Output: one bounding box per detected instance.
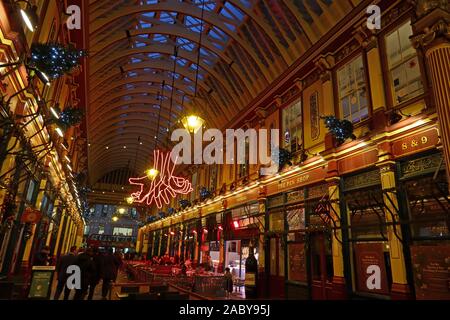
[33,245,122,300]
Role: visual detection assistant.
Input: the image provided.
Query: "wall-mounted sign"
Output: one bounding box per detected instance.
[411,245,450,300]
[354,243,389,295]
[392,128,439,158]
[266,167,327,196]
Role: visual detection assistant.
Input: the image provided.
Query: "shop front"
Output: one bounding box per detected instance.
[265,166,330,299]
[223,202,261,290]
[341,169,392,299]
[398,152,450,300]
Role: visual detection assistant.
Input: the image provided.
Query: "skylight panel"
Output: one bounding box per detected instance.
[224,2,245,21]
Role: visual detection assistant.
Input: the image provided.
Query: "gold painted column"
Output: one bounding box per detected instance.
[142,230,149,258]
[412,2,450,187]
[327,178,347,299]
[136,228,143,254]
[378,163,412,299]
[61,216,73,254]
[53,209,66,256]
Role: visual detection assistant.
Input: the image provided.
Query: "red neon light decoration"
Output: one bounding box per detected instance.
[128,150,193,209]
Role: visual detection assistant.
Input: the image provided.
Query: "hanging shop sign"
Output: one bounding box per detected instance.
[288,243,307,283]
[410,245,450,300]
[21,208,42,224]
[392,127,439,158]
[354,243,389,295]
[266,166,327,196]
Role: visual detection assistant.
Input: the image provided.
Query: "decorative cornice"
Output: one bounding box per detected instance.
[353,24,378,50]
[411,1,450,49]
[314,54,335,83]
[412,18,450,49]
[414,0,450,18]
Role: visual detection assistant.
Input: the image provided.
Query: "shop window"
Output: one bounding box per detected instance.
[404,175,449,238]
[346,188,387,239]
[385,20,423,105]
[282,100,302,153]
[270,212,284,232]
[84,226,90,235]
[337,55,368,123]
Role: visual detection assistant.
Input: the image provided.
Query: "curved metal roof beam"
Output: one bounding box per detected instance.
[91,80,236,121]
[89,0,271,75]
[90,1,237,35]
[91,88,189,108]
[93,74,192,97]
[91,57,246,104]
[92,65,211,99]
[90,98,192,128]
[89,124,181,145]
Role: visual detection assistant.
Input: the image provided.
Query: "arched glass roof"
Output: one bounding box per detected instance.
[87,0,361,184]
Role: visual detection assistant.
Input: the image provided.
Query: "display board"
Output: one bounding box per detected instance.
[28,266,55,300]
[288,242,307,282]
[354,243,389,295]
[411,245,450,300]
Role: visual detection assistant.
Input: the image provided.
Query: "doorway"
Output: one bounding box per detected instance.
[309,232,333,300]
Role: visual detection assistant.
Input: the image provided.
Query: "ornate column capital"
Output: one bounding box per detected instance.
[314,54,335,83]
[353,24,378,50]
[411,0,450,50]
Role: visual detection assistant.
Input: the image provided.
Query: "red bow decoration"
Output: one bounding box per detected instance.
[128,150,193,209]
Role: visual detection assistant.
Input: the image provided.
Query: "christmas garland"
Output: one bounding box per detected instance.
[29,43,86,80]
[322,115,356,146]
[200,187,212,201]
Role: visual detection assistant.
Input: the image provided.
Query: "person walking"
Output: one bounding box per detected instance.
[224,267,234,299]
[73,247,95,300]
[33,246,51,266]
[87,248,102,300]
[100,249,121,300]
[53,246,77,300]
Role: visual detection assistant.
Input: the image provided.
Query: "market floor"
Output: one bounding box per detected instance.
[50,271,246,300]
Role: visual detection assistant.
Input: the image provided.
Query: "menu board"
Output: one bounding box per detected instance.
[410,245,450,300]
[354,243,389,295]
[28,266,55,300]
[288,243,307,282]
